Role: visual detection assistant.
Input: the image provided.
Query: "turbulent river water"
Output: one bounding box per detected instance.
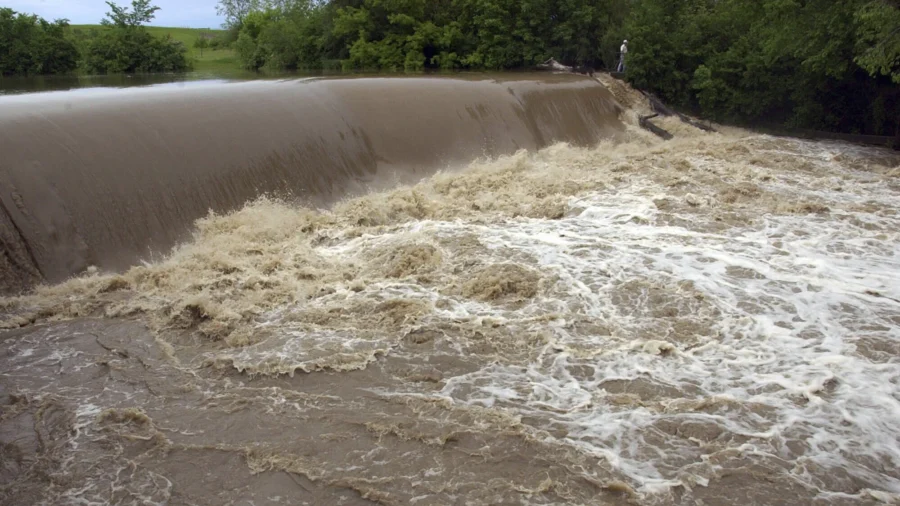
[1,75,900,506]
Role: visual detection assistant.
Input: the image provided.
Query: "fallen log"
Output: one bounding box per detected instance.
[536,58,594,77]
[641,91,717,133]
[536,58,573,72]
[643,92,676,117]
[639,114,674,140]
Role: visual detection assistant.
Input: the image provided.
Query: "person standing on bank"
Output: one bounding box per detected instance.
[617,40,628,72]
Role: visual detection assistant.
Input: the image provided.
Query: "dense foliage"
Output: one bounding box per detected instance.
[77,28,189,74]
[0,1,188,76]
[228,0,630,72]
[625,0,899,136]
[0,8,79,76]
[78,0,189,73]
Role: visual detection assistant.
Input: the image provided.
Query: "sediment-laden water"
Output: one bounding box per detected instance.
[0,74,622,294]
[1,76,899,506]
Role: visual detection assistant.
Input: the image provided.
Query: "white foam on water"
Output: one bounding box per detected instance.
[226,136,899,500]
[353,140,900,499]
[176,134,900,501]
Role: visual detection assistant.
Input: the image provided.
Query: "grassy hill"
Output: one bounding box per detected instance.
[68,25,241,73]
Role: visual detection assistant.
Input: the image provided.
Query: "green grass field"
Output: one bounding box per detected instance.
[68,25,241,73]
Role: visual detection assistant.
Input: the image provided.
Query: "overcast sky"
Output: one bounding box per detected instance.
[5,0,224,28]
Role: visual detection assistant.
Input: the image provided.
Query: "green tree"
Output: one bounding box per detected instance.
[0,8,79,76]
[80,1,189,73]
[854,0,900,83]
[101,0,160,28]
[194,33,210,57]
[624,0,899,136]
[234,2,331,71]
[217,0,262,28]
[232,0,627,72]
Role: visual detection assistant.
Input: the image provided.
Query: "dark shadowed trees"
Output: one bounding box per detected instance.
[624,0,899,136]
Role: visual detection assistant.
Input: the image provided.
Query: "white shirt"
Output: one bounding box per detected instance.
[621,44,628,54]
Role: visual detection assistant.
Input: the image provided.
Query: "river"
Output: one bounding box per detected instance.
[1,74,899,506]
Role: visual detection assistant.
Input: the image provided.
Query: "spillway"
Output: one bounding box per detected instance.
[0,74,624,294]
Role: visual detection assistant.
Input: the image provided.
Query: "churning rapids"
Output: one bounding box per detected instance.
[2,75,900,506]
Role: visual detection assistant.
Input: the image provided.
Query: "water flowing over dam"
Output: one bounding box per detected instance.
[0,74,623,294]
[2,75,900,506]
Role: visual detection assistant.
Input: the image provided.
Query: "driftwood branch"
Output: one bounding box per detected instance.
[642,91,717,132]
[639,114,673,140]
[536,58,573,72]
[536,58,595,77]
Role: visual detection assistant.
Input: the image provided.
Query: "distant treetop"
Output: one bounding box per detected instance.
[101,0,160,29]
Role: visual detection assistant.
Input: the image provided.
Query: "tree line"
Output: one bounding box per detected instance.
[219,0,630,73]
[219,0,898,137]
[0,0,188,77]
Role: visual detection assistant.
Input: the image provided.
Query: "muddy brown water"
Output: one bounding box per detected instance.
[0,74,622,295]
[2,75,900,506]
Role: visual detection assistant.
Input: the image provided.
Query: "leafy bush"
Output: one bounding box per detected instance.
[79,1,189,74]
[81,29,189,73]
[0,8,79,76]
